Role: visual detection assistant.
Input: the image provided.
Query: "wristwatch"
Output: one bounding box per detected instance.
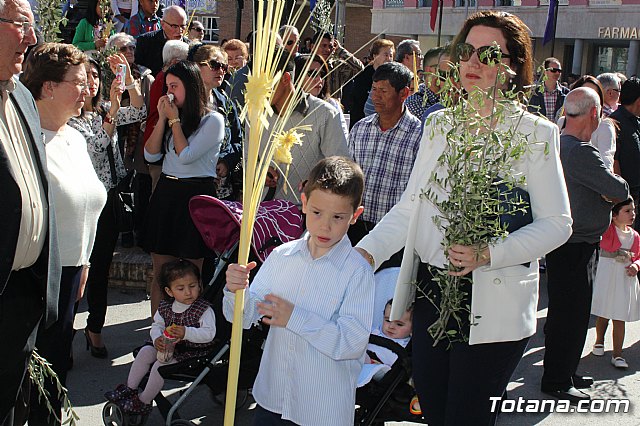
[168,118,181,128]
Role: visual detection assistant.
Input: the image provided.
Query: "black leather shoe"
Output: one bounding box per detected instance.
[541,386,590,405]
[572,375,594,389]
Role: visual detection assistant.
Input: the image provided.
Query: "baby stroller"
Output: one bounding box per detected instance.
[354,267,424,425]
[101,196,304,426]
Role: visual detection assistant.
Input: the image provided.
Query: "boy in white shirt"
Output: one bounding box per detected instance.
[224,156,375,426]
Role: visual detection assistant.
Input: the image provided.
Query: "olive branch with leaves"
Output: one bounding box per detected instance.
[29,350,79,425]
[418,44,545,347]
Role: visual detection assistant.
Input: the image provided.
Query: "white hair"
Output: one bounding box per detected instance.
[107,32,135,51]
[597,72,621,91]
[564,87,601,117]
[162,40,189,65]
[162,5,187,21]
[279,25,299,38]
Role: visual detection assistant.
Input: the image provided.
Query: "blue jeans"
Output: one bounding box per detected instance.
[253,405,298,426]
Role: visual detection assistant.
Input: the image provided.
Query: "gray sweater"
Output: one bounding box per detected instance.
[559,134,629,244]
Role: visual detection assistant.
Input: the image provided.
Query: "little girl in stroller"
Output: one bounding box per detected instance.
[104,259,216,415]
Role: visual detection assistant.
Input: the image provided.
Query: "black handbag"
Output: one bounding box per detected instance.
[107,142,135,232]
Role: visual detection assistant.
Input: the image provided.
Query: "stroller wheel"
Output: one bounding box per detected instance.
[102,402,149,426]
[170,420,195,426]
[102,402,125,426]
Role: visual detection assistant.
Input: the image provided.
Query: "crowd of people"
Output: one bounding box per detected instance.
[1,0,640,425]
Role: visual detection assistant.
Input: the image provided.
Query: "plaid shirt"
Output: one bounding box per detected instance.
[349,108,422,224]
[543,83,560,121]
[124,11,160,38]
[405,83,439,119]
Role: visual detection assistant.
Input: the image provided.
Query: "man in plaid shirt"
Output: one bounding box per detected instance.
[125,0,160,39]
[348,62,422,267]
[528,57,569,122]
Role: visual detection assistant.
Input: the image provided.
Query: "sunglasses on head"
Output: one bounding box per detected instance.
[546,67,562,73]
[208,60,228,72]
[456,42,511,65]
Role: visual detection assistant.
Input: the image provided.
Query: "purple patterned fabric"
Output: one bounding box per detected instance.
[189,196,304,262]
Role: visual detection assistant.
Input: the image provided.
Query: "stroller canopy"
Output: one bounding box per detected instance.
[189,196,304,263]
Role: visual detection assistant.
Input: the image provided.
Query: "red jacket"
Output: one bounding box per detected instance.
[600,222,640,265]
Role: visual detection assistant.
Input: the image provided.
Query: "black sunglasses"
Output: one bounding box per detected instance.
[546,67,562,73]
[306,69,326,78]
[208,60,228,72]
[456,42,511,65]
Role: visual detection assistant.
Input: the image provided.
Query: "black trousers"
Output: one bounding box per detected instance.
[86,190,119,334]
[412,265,529,426]
[133,172,152,246]
[28,266,81,425]
[347,219,403,270]
[542,241,598,391]
[0,268,44,426]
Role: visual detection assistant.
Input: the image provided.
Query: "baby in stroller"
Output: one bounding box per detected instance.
[356,268,423,425]
[365,299,412,370]
[104,259,216,415]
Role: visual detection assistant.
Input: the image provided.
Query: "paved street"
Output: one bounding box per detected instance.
[65,274,640,425]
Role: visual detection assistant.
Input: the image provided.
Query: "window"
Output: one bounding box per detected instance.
[454,0,477,6]
[199,16,219,44]
[593,45,628,75]
[495,0,513,5]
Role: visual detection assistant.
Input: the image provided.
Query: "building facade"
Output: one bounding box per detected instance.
[371,0,640,78]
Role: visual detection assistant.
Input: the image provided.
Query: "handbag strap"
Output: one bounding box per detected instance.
[106,141,118,188]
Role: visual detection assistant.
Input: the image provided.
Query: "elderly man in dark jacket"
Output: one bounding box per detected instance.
[0,0,61,424]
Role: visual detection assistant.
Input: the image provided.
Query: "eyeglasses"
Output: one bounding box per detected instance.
[208,59,228,72]
[162,19,186,30]
[61,79,89,91]
[229,55,245,62]
[192,27,204,32]
[546,67,562,73]
[119,45,135,52]
[457,42,511,65]
[286,39,299,47]
[0,17,35,36]
[306,70,326,78]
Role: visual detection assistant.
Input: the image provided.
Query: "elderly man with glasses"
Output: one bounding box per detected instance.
[134,5,188,76]
[0,0,62,424]
[598,72,622,116]
[279,24,299,57]
[528,56,569,122]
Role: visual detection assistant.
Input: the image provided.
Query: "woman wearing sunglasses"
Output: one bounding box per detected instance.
[144,60,224,315]
[190,43,243,199]
[294,54,348,138]
[356,11,571,425]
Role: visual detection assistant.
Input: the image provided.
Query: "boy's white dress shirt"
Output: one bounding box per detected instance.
[223,234,375,426]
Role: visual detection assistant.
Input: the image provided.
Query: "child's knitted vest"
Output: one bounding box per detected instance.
[158,298,214,361]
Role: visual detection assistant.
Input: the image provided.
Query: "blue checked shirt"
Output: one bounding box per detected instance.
[405,83,439,119]
[223,234,374,426]
[349,108,423,224]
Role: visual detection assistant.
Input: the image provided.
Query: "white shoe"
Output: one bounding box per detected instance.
[592,344,605,356]
[611,356,628,368]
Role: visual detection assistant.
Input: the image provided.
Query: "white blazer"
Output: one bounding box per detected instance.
[358,105,573,345]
